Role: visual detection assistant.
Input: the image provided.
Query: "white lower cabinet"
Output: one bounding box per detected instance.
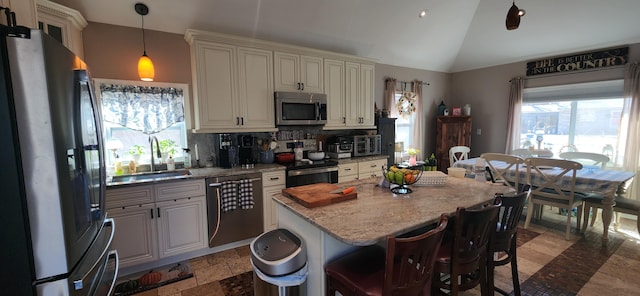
[108,203,157,267]
[261,170,286,231]
[338,158,387,183]
[106,179,207,268]
[338,162,358,183]
[357,159,386,179]
[156,196,207,258]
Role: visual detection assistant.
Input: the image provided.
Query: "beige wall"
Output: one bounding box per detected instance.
[450,43,640,157]
[83,22,191,85]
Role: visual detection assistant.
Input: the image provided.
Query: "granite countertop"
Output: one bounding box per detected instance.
[336,155,388,164]
[106,163,286,187]
[273,177,512,246]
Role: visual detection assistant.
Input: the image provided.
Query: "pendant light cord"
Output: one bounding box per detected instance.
[141,14,147,55]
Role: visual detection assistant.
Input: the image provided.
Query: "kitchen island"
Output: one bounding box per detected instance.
[273,176,513,294]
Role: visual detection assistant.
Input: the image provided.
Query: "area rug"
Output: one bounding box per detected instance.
[113,261,193,295]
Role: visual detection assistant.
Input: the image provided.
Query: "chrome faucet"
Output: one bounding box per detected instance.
[149,136,162,171]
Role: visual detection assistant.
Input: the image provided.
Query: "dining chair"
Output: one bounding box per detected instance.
[582,194,640,236]
[523,158,583,240]
[481,153,526,192]
[488,185,531,296]
[511,149,532,159]
[449,146,470,166]
[529,149,553,158]
[559,151,610,169]
[432,205,500,296]
[325,215,448,296]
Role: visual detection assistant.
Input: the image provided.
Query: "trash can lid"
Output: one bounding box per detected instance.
[252,228,301,261]
[251,228,307,276]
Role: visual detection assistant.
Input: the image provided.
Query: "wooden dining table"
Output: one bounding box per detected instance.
[454,157,636,244]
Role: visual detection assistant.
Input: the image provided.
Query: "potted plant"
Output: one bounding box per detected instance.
[128,144,145,163]
[158,139,178,162]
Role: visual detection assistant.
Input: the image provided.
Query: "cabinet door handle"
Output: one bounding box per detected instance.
[150,209,154,219]
[301,82,304,90]
[236,117,240,125]
[157,208,161,218]
[241,117,244,125]
[297,82,301,90]
[342,117,346,124]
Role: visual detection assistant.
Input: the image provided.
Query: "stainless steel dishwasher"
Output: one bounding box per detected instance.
[206,173,264,247]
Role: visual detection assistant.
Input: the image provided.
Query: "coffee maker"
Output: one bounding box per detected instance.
[238,135,256,167]
[219,134,238,168]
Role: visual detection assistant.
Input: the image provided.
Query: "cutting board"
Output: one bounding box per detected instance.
[281,183,357,208]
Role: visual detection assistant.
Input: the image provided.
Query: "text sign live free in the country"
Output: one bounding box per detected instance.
[526,47,628,76]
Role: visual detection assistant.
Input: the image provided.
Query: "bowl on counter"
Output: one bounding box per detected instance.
[447,167,466,178]
[307,151,325,161]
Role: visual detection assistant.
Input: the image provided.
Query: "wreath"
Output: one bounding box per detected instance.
[397,91,417,119]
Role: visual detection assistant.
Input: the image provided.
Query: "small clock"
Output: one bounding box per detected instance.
[443,109,449,116]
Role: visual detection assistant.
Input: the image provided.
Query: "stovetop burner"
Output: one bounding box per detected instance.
[284,159,339,171]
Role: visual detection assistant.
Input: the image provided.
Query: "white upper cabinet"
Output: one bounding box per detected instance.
[325,60,375,129]
[324,59,346,128]
[36,0,87,58]
[186,30,276,133]
[274,52,323,93]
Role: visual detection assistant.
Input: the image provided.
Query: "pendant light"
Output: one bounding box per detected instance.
[506,1,526,30]
[135,3,154,81]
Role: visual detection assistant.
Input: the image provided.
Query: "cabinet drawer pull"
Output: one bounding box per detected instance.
[345,168,351,171]
[370,164,377,168]
[270,177,280,180]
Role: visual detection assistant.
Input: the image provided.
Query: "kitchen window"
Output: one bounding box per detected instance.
[395,92,416,158]
[94,79,189,167]
[520,80,626,166]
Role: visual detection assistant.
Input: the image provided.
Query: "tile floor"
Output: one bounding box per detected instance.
[131,209,640,296]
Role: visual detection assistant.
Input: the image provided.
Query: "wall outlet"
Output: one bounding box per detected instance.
[477,128,482,135]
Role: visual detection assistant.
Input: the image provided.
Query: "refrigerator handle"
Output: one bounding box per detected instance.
[105,250,119,296]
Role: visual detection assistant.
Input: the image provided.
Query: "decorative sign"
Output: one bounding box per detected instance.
[526,47,628,76]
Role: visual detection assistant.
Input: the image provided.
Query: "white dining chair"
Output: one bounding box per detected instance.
[481,153,526,192]
[559,151,610,169]
[449,146,470,166]
[511,148,532,159]
[523,158,584,240]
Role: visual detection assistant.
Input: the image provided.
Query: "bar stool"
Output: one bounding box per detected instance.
[489,186,530,296]
[432,205,500,296]
[325,215,449,296]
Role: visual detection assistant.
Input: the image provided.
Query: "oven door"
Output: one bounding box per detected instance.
[286,166,339,187]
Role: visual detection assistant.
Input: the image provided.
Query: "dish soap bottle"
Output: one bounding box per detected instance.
[183,148,192,169]
[167,155,175,171]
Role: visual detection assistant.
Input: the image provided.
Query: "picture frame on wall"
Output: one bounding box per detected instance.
[452,107,462,116]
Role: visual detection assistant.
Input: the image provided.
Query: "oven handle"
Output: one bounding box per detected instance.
[288,166,338,177]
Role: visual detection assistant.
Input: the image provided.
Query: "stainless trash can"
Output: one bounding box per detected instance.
[250,228,307,296]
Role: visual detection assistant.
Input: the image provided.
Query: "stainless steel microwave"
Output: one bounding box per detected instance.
[275,91,327,125]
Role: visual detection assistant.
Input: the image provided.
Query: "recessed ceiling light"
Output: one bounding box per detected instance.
[418,9,427,18]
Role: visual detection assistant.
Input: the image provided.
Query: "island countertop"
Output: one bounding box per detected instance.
[273,176,512,246]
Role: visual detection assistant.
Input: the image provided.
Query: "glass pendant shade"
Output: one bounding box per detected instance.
[138,53,154,81]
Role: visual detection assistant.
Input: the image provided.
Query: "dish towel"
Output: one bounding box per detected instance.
[238,179,254,210]
[220,181,237,212]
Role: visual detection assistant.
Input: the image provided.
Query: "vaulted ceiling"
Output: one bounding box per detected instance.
[51,0,640,73]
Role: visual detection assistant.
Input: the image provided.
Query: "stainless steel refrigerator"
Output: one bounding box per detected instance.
[0,24,118,295]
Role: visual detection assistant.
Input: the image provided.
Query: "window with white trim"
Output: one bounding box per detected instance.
[520,80,625,166]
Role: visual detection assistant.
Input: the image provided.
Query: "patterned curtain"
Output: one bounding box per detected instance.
[100,84,185,135]
[384,78,398,118]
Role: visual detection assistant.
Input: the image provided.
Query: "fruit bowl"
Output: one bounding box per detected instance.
[382,165,423,194]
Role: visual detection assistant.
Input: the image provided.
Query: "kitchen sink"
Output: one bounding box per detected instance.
[109,170,192,184]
